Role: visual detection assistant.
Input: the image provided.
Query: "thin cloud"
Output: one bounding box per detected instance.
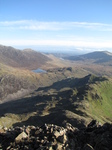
[1,39,112,48]
[0,20,112,31]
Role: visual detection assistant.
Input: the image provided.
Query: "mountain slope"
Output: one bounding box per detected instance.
[64,51,112,65]
[0,45,51,69]
[0,63,83,102]
[0,44,90,102]
[0,74,112,128]
[74,74,112,123]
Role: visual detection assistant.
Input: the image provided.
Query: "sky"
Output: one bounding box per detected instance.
[0,0,112,53]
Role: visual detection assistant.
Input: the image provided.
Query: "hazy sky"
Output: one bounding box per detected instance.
[0,0,112,52]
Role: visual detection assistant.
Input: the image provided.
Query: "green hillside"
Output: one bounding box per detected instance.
[83,75,112,123]
[0,74,112,128]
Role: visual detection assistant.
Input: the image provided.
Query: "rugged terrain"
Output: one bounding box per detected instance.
[0,65,86,102]
[64,51,112,65]
[0,74,112,129]
[62,50,112,76]
[0,45,112,149]
[0,120,112,150]
[0,45,89,102]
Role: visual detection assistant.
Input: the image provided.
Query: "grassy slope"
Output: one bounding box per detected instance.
[71,75,112,124]
[0,74,112,128]
[84,77,112,123]
[35,75,112,125]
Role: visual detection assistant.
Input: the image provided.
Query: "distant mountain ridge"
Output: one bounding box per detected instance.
[64,51,112,65]
[0,44,89,102]
[0,45,51,69]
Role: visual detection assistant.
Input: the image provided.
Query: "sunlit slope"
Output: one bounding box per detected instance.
[0,63,87,102]
[70,74,112,124]
[83,75,112,123]
[0,45,51,69]
[0,63,39,101]
[0,74,112,128]
[64,51,112,64]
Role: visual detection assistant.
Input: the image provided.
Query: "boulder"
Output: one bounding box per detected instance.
[0,120,112,150]
[15,131,28,143]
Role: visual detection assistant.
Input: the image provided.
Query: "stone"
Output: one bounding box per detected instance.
[15,131,28,143]
[54,131,60,138]
[4,127,8,130]
[35,129,40,135]
[57,134,67,144]
[88,120,97,127]
[50,127,54,133]
[55,143,63,149]
[49,146,53,150]
[0,120,112,150]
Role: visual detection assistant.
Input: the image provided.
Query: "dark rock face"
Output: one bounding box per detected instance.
[0,120,112,150]
[47,67,72,73]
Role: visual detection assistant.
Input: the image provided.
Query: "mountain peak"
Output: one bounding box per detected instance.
[64,50,112,65]
[103,50,112,56]
[0,45,50,69]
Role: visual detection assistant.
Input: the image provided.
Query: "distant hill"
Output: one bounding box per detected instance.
[0,45,51,69]
[0,44,89,102]
[64,51,112,65]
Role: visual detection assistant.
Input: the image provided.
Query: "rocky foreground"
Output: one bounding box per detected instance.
[0,120,112,150]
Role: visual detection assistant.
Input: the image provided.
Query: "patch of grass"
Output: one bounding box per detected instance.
[83,78,112,123]
[0,74,112,128]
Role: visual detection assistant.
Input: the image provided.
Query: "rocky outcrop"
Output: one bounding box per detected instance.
[0,120,112,150]
[47,67,72,73]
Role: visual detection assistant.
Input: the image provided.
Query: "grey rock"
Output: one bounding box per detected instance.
[15,131,28,143]
[0,120,112,150]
